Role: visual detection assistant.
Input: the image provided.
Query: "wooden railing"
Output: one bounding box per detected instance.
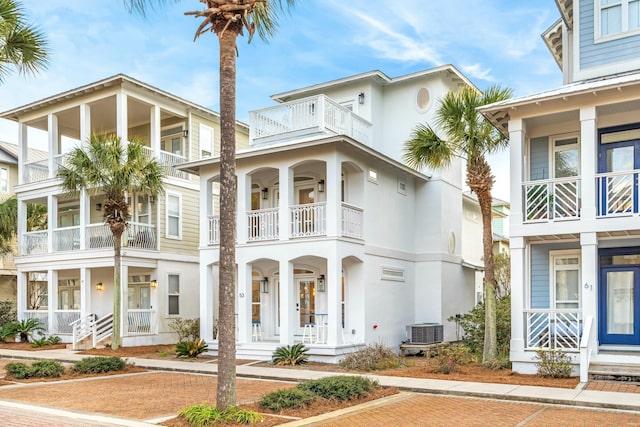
[247,208,279,241]
[22,231,48,255]
[127,309,156,335]
[208,215,220,245]
[341,203,363,239]
[290,202,326,238]
[125,222,156,250]
[596,170,637,217]
[142,146,188,180]
[525,309,582,351]
[24,159,49,183]
[523,177,580,223]
[54,310,80,334]
[22,311,48,334]
[53,226,80,252]
[71,313,113,350]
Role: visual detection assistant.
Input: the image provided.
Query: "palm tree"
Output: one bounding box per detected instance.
[0,196,47,254]
[58,134,164,350]
[125,0,297,409]
[404,85,513,364]
[0,0,49,83]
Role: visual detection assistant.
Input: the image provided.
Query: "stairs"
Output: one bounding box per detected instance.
[589,362,640,383]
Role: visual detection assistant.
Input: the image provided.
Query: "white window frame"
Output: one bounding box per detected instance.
[550,135,580,179]
[595,0,640,42]
[0,167,8,192]
[167,273,180,316]
[199,124,214,159]
[165,191,182,239]
[368,168,378,184]
[549,250,581,309]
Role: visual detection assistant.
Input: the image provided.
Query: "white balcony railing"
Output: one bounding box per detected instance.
[23,230,48,255]
[141,146,188,180]
[596,170,637,217]
[53,226,81,252]
[127,309,156,335]
[250,95,372,145]
[290,202,326,238]
[125,222,156,250]
[525,309,582,351]
[87,223,114,249]
[523,177,580,223]
[208,215,220,245]
[23,310,49,333]
[54,310,81,334]
[341,203,364,239]
[24,159,49,183]
[247,208,279,241]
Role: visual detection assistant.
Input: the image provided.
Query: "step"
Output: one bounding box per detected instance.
[589,362,640,382]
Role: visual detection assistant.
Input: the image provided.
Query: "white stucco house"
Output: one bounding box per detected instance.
[0,75,249,347]
[480,0,640,381]
[179,65,486,361]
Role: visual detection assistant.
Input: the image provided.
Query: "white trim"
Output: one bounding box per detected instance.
[367,168,378,184]
[549,249,581,309]
[594,0,640,42]
[550,134,581,179]
[380,266,405,282]
[167,272,181,316]
[165,191,182,239]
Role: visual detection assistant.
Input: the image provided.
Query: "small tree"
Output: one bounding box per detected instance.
[494,252,511,297]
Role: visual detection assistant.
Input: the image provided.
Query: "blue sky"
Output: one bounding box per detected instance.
[0,0,564,201]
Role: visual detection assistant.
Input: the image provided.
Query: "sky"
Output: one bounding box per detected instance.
[0,0,564,202]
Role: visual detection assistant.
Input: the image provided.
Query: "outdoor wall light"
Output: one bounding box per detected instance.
[318,180,325,193]
[260,277,269,293]
[150,195,156,204]
[261,187,269,200]
[96,282,104,291]
[358,92,365,105]
[317,274,326,292]
[150,279,158,288]
[95,203,102,211]
[182,129,189,138]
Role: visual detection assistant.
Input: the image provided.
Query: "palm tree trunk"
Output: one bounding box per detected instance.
[112,230,123,350]
[467,156,497,363]
[216,27,238,410]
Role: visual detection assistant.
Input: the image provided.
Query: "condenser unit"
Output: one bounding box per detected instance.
[406,323,443,344]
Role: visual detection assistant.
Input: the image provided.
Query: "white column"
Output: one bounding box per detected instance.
[279,259,293,344]
[116,93,128,142]
[580,232,598,331]
[80,267,92,318]
[237,261,252,343]
[509,118,525,227]
[18,123,27,185]
[201,180,213,246]
[79,103,91,147]
[325,155,340,237]
[279,166,292,241]
[237,172,248,244]
[150,105,161,157]
[79,190,88,250]
[510,236,526,354]
[17,272,26,320]
[326,249,341,345]
[580,106,597,221]
[200,262,215,342]
[47,195,56,254]
[17,200,26,256]
[48,269,58,335]
[120,264,128,339]
[47,114,58,178]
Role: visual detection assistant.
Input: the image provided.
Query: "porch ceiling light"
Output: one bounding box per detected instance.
[318,179,325,193]
[260,277,269,293]
[317,274,326,292]
[150,279,158,288]
[261,187,269,200]
[96,282,104,291]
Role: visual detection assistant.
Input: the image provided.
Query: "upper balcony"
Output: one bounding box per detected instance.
[249,95,372,146]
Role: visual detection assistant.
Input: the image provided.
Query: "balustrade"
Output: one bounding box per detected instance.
[525,309,582,351]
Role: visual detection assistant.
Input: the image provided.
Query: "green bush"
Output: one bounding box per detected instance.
[535,349,573,378]
[5,362,31,379]
[339,343,405,371]
[449,295,511,357]
[178,404,263,426]
[10,318,45,343]
[258,388,316,411]
[298,376,377,401]
[72,356,126,374]
[0,300,16,327]
[431,344,471,374]
[30,336,49,348]
[175,338,208,358]
[169,317,201,343]
[47,335,61,344]
[30,360,64,378]
[272,343,309,366]
[0,323,16,343]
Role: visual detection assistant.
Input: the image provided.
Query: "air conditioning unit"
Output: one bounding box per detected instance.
[406,323,443,344]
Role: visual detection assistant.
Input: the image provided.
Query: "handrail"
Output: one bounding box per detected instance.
[579,316,594,383]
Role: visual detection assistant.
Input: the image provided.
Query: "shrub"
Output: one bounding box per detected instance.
[72,356,126,374]
[298,376,377,401]
[431,344,471,374]
[272,343,309,366]
[449,295,511,357]
[175,338,208,358]
[0,300,16,327]
[47,335,61,344]
[178,404,263,426]
[259,388,316,411]
[169,318,201,343]
[11,318,45,343]
[339,343,405,371]
[30,360,64,378]
[0,323,16,343]
[30,336,49,348]
[535,349,573,378]
[5,362,31,379]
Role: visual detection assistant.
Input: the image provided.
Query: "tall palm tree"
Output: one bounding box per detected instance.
[0,0,49,83]
[125,0,297,409]
[58,134,164,350]
[404,85,513,364]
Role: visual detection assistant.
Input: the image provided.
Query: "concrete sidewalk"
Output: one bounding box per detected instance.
[1,348,639,413]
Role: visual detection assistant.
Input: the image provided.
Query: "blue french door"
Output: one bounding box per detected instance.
[598,139,639,215]
[599,266,640,345]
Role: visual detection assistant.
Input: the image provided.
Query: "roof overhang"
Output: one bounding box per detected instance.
[555,0,573,30]
[542,19,564,70]
[177,135,430,182]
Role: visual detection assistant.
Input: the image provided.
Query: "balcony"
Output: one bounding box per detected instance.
[141,146,189,180]
[522,177,580,223]
[249,95,372,146]
[596,170,637,217]
[247,208,279,241]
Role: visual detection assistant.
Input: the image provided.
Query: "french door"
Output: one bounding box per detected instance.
[296,278,316,335]
[600,266,640,345]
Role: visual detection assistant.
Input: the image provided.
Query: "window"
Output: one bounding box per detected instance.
[552,137,579,178]
[58,278,80,310]
[136,195,150,224]
[0,168,8,192]
[252,272,261,323]
[598,0,640,37]
[200,124,214,158]
[168,274,180,315]
[416,87,430,112]
[368,168,378,183]
[166,192,181,238]
[161,126,184,157]
[551,252,580,309]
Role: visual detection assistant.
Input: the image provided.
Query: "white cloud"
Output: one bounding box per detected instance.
[461,64,495,83]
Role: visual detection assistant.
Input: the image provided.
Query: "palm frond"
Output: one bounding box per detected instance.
[403,124,453,170]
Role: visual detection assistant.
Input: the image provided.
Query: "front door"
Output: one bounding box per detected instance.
[296,279,316,334]
[598,127,640,215]
[600,266,640,345]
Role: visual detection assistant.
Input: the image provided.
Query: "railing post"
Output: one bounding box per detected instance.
[317,96,325,133]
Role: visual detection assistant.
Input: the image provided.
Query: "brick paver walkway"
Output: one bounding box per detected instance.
[584,380,640,393]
